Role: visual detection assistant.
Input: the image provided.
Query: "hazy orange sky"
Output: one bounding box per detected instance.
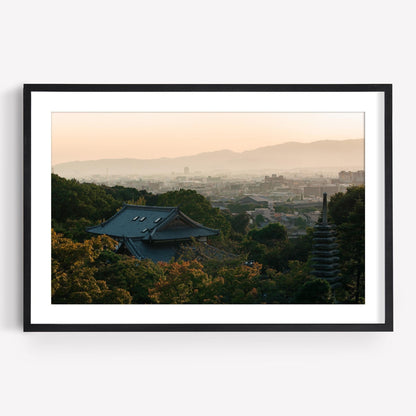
[52,112,364,165]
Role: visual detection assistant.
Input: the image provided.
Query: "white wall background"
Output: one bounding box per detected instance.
[0,1,413,415]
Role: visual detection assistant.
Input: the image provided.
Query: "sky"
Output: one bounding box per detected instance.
[52,112,364,165]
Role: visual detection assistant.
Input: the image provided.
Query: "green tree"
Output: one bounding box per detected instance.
[261,261,312,303]
[248,223,287,246]
[95,252,163,304]
[328,186,365,303]
[287,228,313,263]
[103,185,156,205]
[294,279,333,304]
[157,189,232,239]
[241,239,267,264]
[294,216,307,229]
[52,174,120,222]
[255,214,265,227]
[52,174,156,225]
[230,213,250,234]
[52,218,94,242]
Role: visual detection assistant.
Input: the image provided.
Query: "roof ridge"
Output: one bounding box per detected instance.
[86,204,178,232]
[177,210,220,233]
[123,204,177,210]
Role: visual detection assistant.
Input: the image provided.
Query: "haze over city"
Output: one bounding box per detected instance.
[52,112,364,165]
[52,111,365,207]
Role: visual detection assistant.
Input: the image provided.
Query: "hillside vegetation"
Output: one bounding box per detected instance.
[51,174,364,304]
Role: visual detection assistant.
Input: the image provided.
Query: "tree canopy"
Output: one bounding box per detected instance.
[157,189,232,239]
[329,186,365,303]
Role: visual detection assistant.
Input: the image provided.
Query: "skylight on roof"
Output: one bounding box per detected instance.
[142,228,148,233]
[139,217,146,222]
[132,216,139,221]
[154,217,162,223]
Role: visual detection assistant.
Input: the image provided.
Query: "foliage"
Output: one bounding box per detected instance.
[51,229,132,304]
[229,213,251,234]
[103,185,156,205]
[248,223,287,246]
[157,189,232,239]
[52,174,156,224]
[328,186,365,303]
[259,261,312,303]
[293,216,307,229]
[148,261,211,304]
[52,218,95,242]
[94,252,163,304]
[240,224,313,273]
[287,229,314,263]
[255,214,265,226]
[294,278,333,304]
[146,260,262,304]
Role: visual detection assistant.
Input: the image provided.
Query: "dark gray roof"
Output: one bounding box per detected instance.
[87,204,219,241]
[122,238,235,263]
[124,238,178,263]
[239,195,270,203]
[87,205,176,238]
[151,227,216,241]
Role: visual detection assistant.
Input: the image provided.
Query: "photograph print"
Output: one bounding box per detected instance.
[51,111,365,306]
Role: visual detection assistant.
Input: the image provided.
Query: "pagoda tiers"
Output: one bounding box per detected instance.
[311,193,340,283]
[87,205,219,262]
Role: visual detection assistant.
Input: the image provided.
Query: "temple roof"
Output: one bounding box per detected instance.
[87,204,219,241]
[123,238,178,262]
[120,237,235,263]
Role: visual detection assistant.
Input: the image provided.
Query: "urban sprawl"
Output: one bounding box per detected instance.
[78,169,364,238]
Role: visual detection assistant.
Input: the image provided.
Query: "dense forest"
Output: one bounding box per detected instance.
[51,174,365,304]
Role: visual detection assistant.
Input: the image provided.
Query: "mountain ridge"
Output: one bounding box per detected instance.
[53,139,364,177]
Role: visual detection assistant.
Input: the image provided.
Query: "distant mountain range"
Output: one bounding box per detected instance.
[53,139,364,178]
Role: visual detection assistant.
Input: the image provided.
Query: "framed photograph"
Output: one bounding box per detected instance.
[24,84,393,331]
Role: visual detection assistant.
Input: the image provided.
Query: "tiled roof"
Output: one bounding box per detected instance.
[122,238,234,263]
[151,227,217,241]
[87,204,219,240]
[124,238,178,262]
[87,205,178,238]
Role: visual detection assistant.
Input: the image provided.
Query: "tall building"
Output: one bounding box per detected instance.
[339,170,364,185]
[311,193,340,283]
[265,174,284,184]
[184,166,190,175]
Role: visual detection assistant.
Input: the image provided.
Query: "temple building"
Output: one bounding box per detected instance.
[311,193,340,283]
[87,205,219,262]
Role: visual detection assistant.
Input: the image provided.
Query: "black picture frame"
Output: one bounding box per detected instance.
[23,84,393,332]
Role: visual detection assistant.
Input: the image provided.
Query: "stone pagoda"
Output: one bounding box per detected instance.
[311,193,340,283]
